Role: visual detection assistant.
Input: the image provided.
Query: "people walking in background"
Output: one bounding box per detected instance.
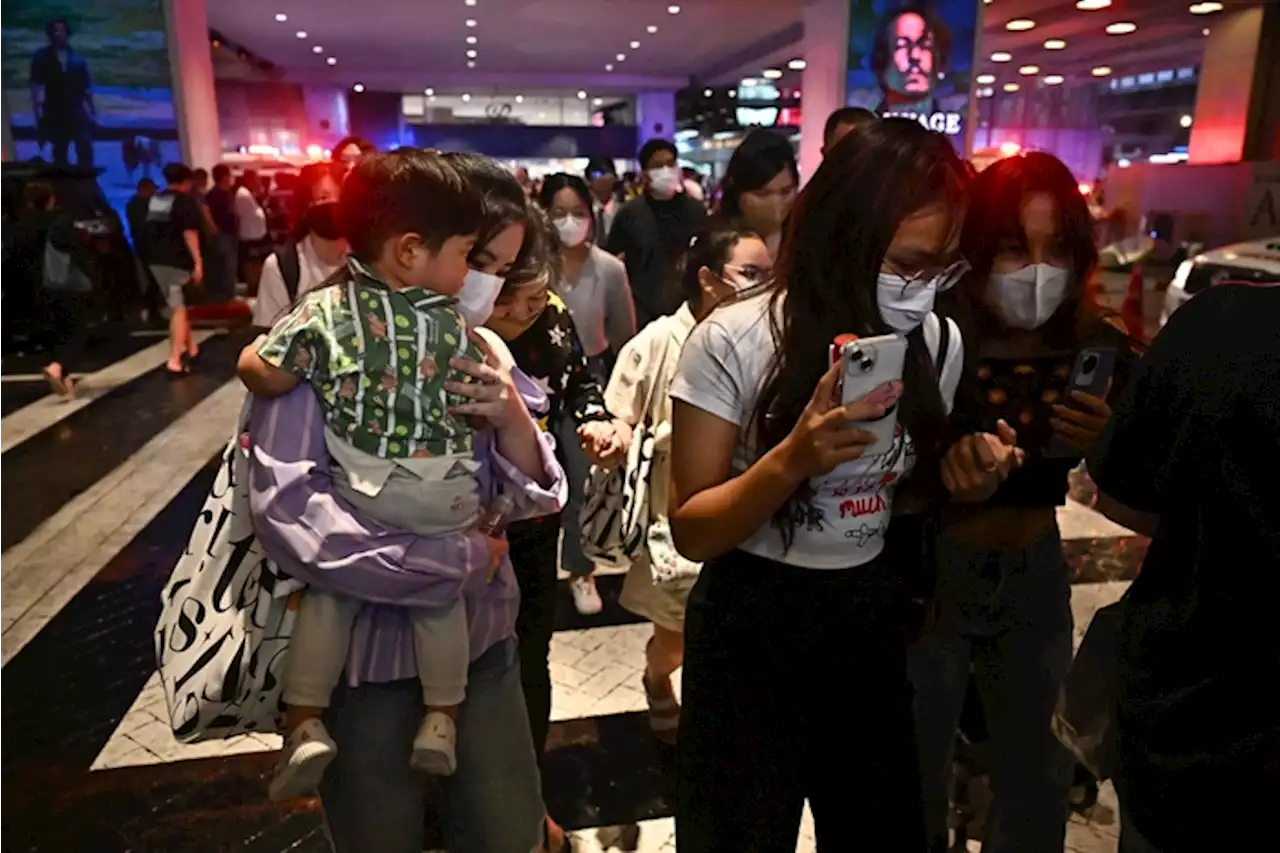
[332,135,376,175]
[234,169,270,293]
[715,129,799,259]
[29,19,95,167]
[205,164,239,298]
[584,156,619,244]
[822,106,877,158]
[605,138,705,328]
[142,163,203,376]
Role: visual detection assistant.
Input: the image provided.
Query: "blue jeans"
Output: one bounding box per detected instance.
[552,412,593,578]
[318,638,545,853]
[908,527,1075,853]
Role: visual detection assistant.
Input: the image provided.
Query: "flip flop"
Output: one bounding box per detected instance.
[42,366,71,397]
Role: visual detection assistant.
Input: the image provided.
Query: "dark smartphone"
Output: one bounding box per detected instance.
[1046,346,1117,457]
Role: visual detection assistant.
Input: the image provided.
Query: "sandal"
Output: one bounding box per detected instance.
[642,672,680,744]
[42,365,71,397]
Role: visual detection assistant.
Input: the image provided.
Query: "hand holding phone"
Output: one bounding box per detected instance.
[1047,347,1116,457]
[836,333,908,456]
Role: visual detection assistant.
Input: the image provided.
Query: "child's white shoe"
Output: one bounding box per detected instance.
[410,711,457,776]
[268,718,338,801]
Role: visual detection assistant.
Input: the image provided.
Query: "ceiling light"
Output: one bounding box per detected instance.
[728,89,736,98]
[352,83,364,93]
[1044,39,1066,49]
[1189,2,1223,13]
[976,73,996,84]
[466,0,477,5]
[467,35,477,44]
[1006,19,1035,31]
[1075,0,1111,8]
[326,57,337,65]
[592,97,603,106]
[1203,27,1211,36]
[423,88,434,96]
[762,68,783,79]
[1106,22,1137,35]
[991,51,1013,62]
[295,30,307,39]
[788,58,806,70]
[1019,65,1039,75]
[461,93,471,102]
[274,13,287,22]
[466,49,477,58]
[1044,74,1064,85]
[630,40,641,49]
[312,45,323,54]
[465,19,477,27]
[577,90,587,100]
[703,88,713,97]
[515,94,524,102]
[616,53,626,61]
[668,4,681,13]
[1091,65,1112,76]
[467,60,476,68]
[605,63,613,71]
[647,25,658,34]
[1003,82,1020,92]
[1180,114,1193,128]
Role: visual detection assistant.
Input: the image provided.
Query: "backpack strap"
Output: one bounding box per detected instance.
[923,312,963,414]
[277,241,302,302]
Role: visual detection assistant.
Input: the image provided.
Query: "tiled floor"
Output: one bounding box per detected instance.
[1,324,1147,852]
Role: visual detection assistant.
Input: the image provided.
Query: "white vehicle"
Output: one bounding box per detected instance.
[1161,236,1280,327]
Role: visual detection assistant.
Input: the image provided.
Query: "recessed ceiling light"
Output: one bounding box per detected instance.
[668,4,681,13]
[425,88,434,96]
[728,89,736,98]
[1076,0,1111,8]
[576,90,588,100]
[1203,27,1211,36]
[465,19,477,27]
[295,31,307,39]
[1105,21,1137,35]
[1044,74,1064,85]
[467,60,476,68]
[762,68,783,79]
[312,45,323,54]
[466,0,477,5]
[1091,65,1112,76]
[630,40,641,49]
[466,49,477,58]
[467,35,477,44]
[1019,65,1039,75]
[461,93,471,102]
[703,88,713,97]
[352,83,365,92]
[976,73,996,84]
[274,13,288,23]
[1006,19,1035,31]
[788,58,806,70]
[647,25,658,34]
[1189,2,1222,13]
[991,51,1013,62]
[604,63,613,71]
[326,57,337,65]
[592,97,603,106]
[1003,82,1020,92]
[1044,38,1066,49]
[616,53,626,61]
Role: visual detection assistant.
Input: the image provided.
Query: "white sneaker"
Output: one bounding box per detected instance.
[411,711,457,776]
[268,718,338,801]
[569,575,604,616]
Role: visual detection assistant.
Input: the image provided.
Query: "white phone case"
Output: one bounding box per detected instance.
[839,334,908,456]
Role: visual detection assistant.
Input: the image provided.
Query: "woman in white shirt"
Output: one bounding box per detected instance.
[538,174,636,372]
[253,162,347,328]
[667,119,1011,850]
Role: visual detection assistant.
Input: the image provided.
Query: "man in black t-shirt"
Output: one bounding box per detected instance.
[604,138,705,328]
[1089,282,1280,852]
[145,162,204,374]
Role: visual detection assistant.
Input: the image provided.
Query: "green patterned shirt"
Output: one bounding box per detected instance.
[257,259,481,458]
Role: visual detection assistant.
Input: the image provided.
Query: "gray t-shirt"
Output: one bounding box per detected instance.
[556,245,636,358]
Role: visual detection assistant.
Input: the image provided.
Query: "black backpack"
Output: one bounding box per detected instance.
[276,240,302,302]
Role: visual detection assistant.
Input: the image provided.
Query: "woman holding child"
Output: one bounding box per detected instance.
[246,149,571,852]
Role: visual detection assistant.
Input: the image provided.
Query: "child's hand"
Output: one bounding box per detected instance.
[483,535,509,583]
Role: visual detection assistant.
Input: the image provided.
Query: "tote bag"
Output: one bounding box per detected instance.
[154,398,300,742]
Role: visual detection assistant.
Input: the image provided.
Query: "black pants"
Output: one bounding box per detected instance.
[677,549,927,852]
[508,514,561,773]
[43,289,89,372]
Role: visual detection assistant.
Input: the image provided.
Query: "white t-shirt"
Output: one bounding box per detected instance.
[233,186,268,242]
[251,236,346,327]
[668,292,961,569]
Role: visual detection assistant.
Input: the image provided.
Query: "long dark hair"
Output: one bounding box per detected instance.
[289,161,343,241]
[442,152,539,277]
[751,118,967,546]
[945,151,1104,352]
[718,129,799,221]
[677,223,761,314]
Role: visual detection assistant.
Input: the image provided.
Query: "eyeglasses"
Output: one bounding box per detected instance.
[722,263,773,286]
[882,258,970,294]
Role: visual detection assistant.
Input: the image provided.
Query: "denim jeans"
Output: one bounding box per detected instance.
[552,412,593,578]
[317,638,545,853]
[908,526,1075,853]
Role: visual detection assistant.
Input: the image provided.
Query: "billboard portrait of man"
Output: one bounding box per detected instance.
[29,18,96,167]
[871,5,952,117]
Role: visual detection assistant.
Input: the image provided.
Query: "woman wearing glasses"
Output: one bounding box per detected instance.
[910,151,1144,853]
[667,119,985,850]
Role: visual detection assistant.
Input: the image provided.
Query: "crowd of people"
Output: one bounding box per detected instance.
[153,112,1275,853]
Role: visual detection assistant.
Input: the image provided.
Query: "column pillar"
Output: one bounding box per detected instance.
[798,0,850,181]
[634,91,676,150]
[1189,4,1280,164]
[302,87,351,147]
[164,0,220,169]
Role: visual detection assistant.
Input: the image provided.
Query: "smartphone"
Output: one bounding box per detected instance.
[836,333,908,456]
[1046,346,1117,458]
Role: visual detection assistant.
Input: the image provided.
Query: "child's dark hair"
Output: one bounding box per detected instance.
[338,148,485,262]
[677,223,761,313]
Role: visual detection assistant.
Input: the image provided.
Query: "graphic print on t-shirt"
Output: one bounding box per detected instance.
[806,424,914,552]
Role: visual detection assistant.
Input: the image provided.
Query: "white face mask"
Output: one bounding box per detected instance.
[553,214,590,248]
[988,263,1071,330]
[647,166,682,200]
[876,273,939,334]
[456,269,505,326]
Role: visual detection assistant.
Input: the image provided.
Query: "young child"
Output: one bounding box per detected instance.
[238,149,490,801]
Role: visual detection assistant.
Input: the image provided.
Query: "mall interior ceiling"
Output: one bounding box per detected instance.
[207,0,1239,98]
